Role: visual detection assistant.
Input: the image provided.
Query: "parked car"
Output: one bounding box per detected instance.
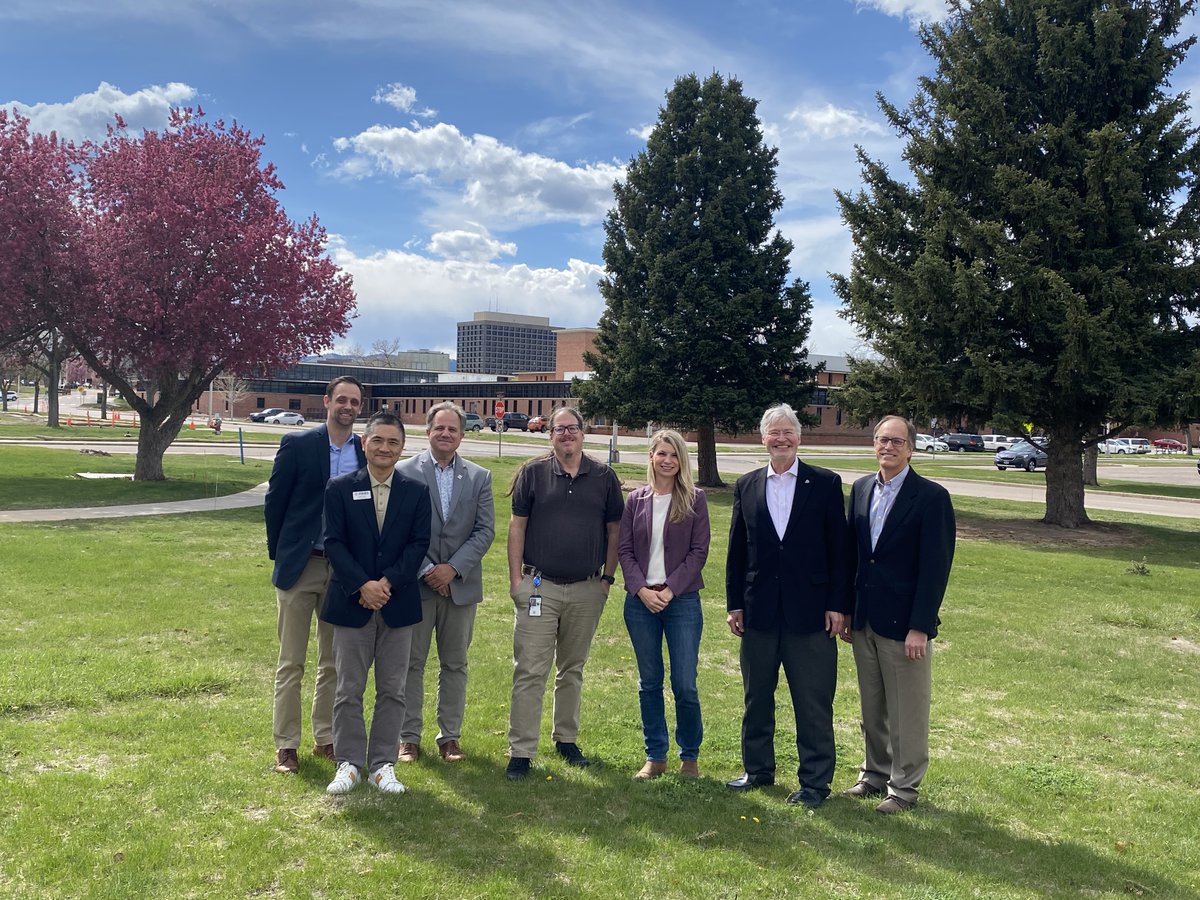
[1152,438,1186,452]
[265,411,305,425]
[4,390,17,402]
[491,411,530,432]
[981,434,1015,451]
[1125,438,1151,454]
[527,415,548,433]
[995,440,1047,472]
[915,433,948,452]
[463,412,484,432]
[249,407,284,422]
[1097,438,1126,454]
[944,433,985,452]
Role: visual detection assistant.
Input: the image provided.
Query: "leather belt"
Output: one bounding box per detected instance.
[645,583,668,591]
[311,548,327,558]
[522,564,600,585]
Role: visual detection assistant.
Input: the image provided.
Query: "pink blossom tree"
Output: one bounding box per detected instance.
[0,110,87,427]
[62,109,356,479]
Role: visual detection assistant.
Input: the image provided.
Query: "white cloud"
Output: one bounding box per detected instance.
[787,103,886,140]
[329,239,605,353]
[427,228,517,262]
[854,0,949,27]
[626,123,654,141]
[2,81,197,143]
[332,122,624,230]
[372,82,436,118]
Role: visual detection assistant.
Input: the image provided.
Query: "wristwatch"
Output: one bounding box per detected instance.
[600,574,615,585]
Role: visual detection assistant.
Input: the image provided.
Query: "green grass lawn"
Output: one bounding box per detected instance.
[0,446,271,510]
[1,455,1198,898]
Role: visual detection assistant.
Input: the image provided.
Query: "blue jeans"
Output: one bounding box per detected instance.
[623,592,703,762]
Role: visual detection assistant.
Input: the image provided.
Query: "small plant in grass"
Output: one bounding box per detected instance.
[1125,557,1151,576]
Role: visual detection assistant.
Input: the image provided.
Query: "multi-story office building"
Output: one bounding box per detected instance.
[456,311,557,375]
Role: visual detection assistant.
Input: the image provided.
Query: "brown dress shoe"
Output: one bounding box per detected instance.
[274,748,299,774]
[397,742,421,763]
[439,740,466,762]
[312,743,335,762]
[842,781,885,799]
[875,796,916,815]
[679,760,700,779]
[634,760,667,780]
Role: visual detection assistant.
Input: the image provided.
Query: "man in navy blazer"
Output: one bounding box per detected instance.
[320,411,430,795]
[725,403,850,808]
[263,376,365,774]
[843,415,955,815]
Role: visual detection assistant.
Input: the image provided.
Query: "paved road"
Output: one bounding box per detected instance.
[2,433,1196,521]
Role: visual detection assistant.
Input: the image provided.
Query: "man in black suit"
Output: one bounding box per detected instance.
[320,411,430,795]
[264,376,365,774]
[725,403,850,809]
[842,415,955,815]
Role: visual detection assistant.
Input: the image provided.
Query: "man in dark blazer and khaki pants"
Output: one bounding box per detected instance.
[725,403,850,809]
[843,415,955,815]
[264,376,366,774]
[396,401,495,763]
[320,412,431,795]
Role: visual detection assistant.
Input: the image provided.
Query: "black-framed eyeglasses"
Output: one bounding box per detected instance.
[874,436,908,447]
[552,424,581,434]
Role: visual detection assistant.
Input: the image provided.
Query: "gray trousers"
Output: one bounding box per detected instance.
[332,611,413,774]
[851,623,932,803]
[400,594,477,745]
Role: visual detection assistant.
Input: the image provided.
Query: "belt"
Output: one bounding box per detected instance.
[645,583,668,591]
[311,548,327,558]
[522,564,601,586]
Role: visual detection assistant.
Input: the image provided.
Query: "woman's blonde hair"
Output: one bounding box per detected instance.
[646,429,698,523]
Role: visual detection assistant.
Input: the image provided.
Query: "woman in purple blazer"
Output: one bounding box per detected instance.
[618,429,710,779]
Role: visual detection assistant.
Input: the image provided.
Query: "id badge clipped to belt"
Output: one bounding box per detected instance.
[528,575,542,617]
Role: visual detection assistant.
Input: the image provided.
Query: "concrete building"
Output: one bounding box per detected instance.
[456,311,558,375]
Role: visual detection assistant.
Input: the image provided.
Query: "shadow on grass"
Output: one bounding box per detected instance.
[313,753,1195,898]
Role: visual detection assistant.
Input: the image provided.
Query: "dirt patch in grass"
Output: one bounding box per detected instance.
[1168,637,1200,655]
[957,518,1141,548]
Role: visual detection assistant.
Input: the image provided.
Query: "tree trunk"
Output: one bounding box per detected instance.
[1043,431,1088,527]
[1082,443,1098,486]
[134,419,182,481]
[695,420,724,487]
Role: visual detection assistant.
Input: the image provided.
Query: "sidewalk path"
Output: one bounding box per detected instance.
[0,482,268,523]
[0,469,1194,522]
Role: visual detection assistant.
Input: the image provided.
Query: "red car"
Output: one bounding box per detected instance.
[1152,438,1186,452]
[526,415,548,433]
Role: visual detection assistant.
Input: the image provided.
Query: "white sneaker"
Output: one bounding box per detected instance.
[370,763,406,794]
[326,762,360,795]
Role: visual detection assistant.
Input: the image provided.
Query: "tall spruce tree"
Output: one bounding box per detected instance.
[833,0,1200,526]
[576,73,815,486]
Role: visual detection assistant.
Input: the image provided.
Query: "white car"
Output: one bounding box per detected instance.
[915,433,948,452]
[4,391,17,402]
[265,411,305,426]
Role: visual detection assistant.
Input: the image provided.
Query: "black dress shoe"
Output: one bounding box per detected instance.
[726,772,774,791]
[555,741,591,767]
[786,789,826,809]
[506,757,531,780]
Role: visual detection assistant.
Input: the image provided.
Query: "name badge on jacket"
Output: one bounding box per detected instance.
[352,490,372,501]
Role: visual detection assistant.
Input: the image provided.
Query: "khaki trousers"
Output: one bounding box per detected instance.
[272,556,336,750]
[400,594,477,745]
[851,622,932,802]
[507,574,607,758]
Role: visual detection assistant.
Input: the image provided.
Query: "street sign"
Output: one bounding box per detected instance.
[494,401,505,417]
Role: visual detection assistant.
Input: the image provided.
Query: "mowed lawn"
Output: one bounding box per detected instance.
[1,454,1198,899]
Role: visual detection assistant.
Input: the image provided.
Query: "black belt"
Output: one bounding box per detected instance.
[311,548,327,558]
[522,564,600,586]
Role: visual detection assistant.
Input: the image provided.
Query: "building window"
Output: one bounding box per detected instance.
[288,399,301,410]
[256,398,265,409]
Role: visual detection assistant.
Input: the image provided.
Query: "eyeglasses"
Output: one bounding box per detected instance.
[552,424,581,435]
[874,436,908,447]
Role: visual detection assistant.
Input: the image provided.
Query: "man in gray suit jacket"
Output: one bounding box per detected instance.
[395,401,496,762]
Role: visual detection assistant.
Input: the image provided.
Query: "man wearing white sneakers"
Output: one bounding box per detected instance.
[320,412,431,795]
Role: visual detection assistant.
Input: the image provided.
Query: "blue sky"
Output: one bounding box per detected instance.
[5,1,1196,361]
